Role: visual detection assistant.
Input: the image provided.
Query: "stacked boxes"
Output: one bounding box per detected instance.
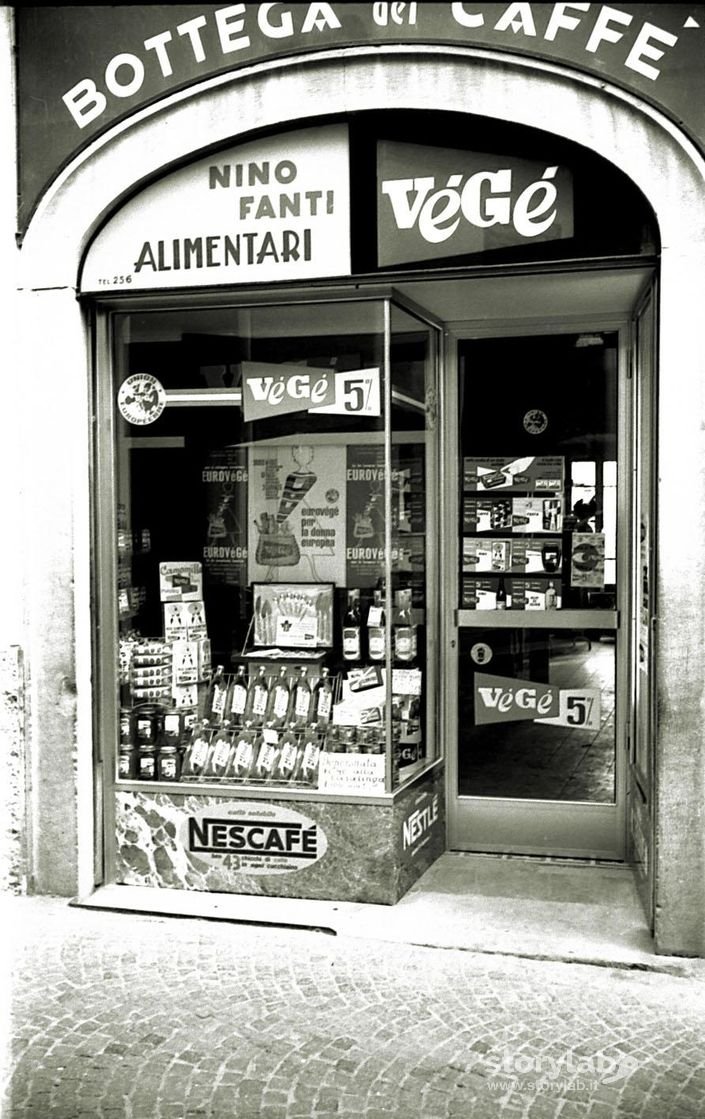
[160,562,211,707]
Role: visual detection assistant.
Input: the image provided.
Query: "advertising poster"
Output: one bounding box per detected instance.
[247,444,346,585]
[463,455,564,492]
[571,532,606,589]
[181,801,327,875]
[345,446,386,587]
[202,447,248,585]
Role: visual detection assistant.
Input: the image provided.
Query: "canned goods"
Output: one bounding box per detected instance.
[119,709,132,745]
[138,744,157,780]
[156,745,180,782]
[117,744,137,779]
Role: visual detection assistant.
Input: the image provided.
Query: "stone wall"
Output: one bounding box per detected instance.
[0,646,26,894]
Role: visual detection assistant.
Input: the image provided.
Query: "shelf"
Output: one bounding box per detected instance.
[455,609,618,630]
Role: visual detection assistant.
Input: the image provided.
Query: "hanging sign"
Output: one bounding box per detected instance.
[474,672,601,728]
[81,125,351,291]
[241,362,381,423]
[378,141,573,266]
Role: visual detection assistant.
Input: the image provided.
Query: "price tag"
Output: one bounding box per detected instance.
[536,688,601,730]
[310,368,381,417]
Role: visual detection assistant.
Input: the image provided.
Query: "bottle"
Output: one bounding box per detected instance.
[268,666,292,727]
[252,730,281,781]
[181,721,213,778]
[246,665,270,725]
[496,577,507,610]
[208,665,229,722]
[367,589,386,662]
[205,722,234,778]
[228,724,257,780]
[229,666,249,725]
[292,666,313,727]
[393,589,417,665]
[342,590,362,662]
[313,667,334,724]
[545,581,557,609]
[299,727,322,785]
[274,729,302,783]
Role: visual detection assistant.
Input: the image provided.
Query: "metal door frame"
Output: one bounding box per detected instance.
[442,310,637,860]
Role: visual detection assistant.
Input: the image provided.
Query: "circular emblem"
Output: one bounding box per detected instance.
[523,408,548,435]
[572,541,601,571]
[471,642,493,666]
[118,374,167,426]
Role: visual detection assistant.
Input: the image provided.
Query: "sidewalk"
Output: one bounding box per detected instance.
[75,852,705,976]
[5,888,705,1119]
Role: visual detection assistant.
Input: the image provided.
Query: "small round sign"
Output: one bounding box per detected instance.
[523,408,548,435]
[471,642,493,666]
[118,374,167,426]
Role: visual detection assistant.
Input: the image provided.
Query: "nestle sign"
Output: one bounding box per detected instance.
[377,141,573,266]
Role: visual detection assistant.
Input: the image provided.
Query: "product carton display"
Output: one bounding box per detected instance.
[159,561,203,602]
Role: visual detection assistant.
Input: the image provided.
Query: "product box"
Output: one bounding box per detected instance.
[463,456,564,492]
[159,561,203,602]
[171,640,200,686]
[184,599,208,639]
[163,602,189,640]
[463,537,562,575]
[461,576,533,609]
[173,684,199,709]
[510,578,563,610]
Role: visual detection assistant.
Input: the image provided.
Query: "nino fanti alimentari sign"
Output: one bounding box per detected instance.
[81,125,350,291]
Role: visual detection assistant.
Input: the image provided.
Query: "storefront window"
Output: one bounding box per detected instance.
[110,296,439,796]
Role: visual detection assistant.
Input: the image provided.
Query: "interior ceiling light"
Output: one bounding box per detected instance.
[575,334,605,347]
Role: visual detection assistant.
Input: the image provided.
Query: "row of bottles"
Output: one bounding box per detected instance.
[208,664,336,728]
[342,588,418,665]
[180,722,325,784]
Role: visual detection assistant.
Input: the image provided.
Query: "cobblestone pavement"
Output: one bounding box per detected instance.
[3,896,705,1119]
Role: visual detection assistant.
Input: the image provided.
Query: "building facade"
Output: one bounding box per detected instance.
[5,4,705,955]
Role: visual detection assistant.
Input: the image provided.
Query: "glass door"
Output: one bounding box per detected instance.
[448,329,628,859]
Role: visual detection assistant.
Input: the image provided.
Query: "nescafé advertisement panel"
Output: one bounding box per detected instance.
[181,800,328,874]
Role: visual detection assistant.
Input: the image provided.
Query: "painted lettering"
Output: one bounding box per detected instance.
[382,165,562,243]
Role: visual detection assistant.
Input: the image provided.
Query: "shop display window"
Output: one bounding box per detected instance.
[107,296,440,796]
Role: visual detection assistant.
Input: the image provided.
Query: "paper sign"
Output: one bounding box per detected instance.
[310,369,381,417]
[536,688,601,730]
[318,751,385,795]
[571,533,605,588]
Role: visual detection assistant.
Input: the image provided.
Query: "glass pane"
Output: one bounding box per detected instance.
[113,300,406,793]
[458,628,616,803]
[459,333,618,612]
[390,304,439,786]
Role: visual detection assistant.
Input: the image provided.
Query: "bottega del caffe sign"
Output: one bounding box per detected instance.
[377,140,573,266]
